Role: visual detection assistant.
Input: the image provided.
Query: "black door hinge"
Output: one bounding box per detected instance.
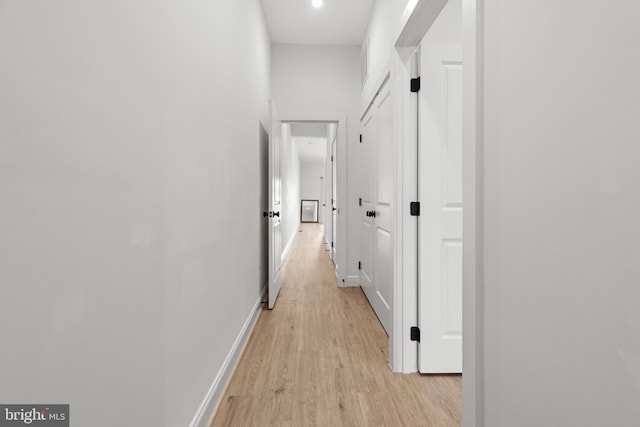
[331,241,334,248]
[359,134,363,143]
[410,77,421,93]
[331,155,333,162]
[358,261,362,270]
[410,201,420,216]
[359,197,362,206]
[410,326,420,342]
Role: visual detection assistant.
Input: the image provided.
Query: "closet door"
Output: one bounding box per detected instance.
[360,78,393,335]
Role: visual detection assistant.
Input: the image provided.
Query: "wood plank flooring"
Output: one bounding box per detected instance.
[210,223,461,427]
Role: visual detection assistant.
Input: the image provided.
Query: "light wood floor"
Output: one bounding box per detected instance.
[210,223,461,427]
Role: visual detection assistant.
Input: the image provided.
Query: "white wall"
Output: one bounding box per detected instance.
[272,44,361,281]
[0,0,270,426]
[362,0,409,108]
[300,160,325,221]
[281,124,301,258]
[482,1,640,425]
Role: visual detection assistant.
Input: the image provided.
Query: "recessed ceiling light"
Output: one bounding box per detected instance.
[311,0,323,8]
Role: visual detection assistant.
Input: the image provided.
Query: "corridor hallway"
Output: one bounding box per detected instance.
[210,223,461,427]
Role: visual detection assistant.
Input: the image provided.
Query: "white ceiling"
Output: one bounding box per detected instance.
[261,0,376,45]
[290,123,327,138]
[290,123,327,162]
[295,137,326,162]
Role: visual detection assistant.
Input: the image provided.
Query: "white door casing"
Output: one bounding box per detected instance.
[268,101,283,310]
[331,137,338,261]
[418,43,463,373]
[393,0,481,420]
[324,135,332,260]
[279,113,346,287]
[361,77,394,336]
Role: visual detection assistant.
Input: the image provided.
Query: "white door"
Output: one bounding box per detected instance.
[268,101,283,309]
[418,43,463,373]
[360,79,394,335]
[331,137,337,262]
[360,112,376,296]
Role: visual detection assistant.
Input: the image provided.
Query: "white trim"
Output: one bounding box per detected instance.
[189,288,266,427]
[281,222,299,265]
[395,0,448,47]
[361,69,391,121]
[361,38,370,88]
[390,44,419,373]
[345,275,360,287]
[462,0,483,425]
[280,112,347,289]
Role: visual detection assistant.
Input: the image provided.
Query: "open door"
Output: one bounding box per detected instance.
[268,101,283,309]
[418,42,463,373]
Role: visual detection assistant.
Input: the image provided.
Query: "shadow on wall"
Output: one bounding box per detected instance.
[259,121,269,293]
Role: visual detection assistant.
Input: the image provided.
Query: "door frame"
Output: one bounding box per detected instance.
[330,136,338,262]
[393,1,484,426]
[280,112,348,287]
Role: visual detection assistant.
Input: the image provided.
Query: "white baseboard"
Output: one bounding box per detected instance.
[281,223,299,264]
[189,287,266,427]
[345,275,360,287]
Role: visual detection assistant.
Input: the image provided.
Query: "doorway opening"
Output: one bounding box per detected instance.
[393,0,482,423]
[265,112,347,310]
[414,0,463,375]
[290,122,335,262]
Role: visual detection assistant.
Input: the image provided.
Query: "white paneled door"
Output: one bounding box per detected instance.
[360,78,393,335]
[418,43,463,373]
[268,101,283,309]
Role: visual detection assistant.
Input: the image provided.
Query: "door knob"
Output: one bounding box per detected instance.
[263,211,269,218]
[273,211,280,217]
